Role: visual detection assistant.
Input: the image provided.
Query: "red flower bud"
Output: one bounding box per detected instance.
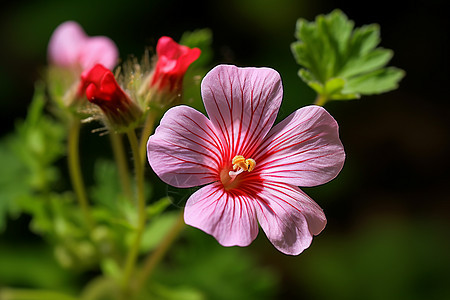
[80,64,141,130]
[150,36,201,93]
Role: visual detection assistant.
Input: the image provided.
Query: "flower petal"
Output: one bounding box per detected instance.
[255,105,345,187]
[201,65,283,159]
[253,181,326,255]
[184,182,259,247]
[78,36,119,70]
[156,36,201,74]
[48,21,86,67]
[147,105,224,188]
[48,21,118,71]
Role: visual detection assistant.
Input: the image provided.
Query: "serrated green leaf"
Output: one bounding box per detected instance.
[299,70,360,101]
[324,77,346,96]
[339,48,393,78]
[343,67,405,94]
[299,69,323,95]
[291,9,405,104]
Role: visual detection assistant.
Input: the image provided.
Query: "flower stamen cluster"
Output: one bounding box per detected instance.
[229,155,256,177]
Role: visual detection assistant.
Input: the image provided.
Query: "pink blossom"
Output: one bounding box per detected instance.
[47,21,118,71]
[147,65,345,255]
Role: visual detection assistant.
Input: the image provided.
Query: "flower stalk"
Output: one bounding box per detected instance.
[121,128,147,296]
[138,112,157,166]
[67,118,94,229]
[314,94,328,106]
[109,132,133,201]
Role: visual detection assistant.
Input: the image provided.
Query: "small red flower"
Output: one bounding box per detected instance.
[81,64,141,130]
[150,36,201,93]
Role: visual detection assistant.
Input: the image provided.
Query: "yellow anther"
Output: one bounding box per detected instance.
[232,155,248,171]
[231,155,256,173]
[246,158,256,172]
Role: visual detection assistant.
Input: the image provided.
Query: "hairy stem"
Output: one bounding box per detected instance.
[110,132,133,201]
[121,129,147,296]
[67,118,93,229]
[138,112,156,165]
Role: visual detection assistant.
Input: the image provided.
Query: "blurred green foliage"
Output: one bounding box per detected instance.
[297,216,450,300]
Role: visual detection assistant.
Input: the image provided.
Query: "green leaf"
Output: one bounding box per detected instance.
[343,67,405,94]
[0,136,30,231]
[148,282,205,300]
[180,28,213,68]
[0,83,66,231]
[291,9,405,104]
[180,28,214,114]
[147,196,173,218]
[140,211,180,252]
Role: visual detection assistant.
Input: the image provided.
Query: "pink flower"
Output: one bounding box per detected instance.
[81,64,141,129]
[147,65,345,255]
[48,21,118,71]
[150,36,201,93]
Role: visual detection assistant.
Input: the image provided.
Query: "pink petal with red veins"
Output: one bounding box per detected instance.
[255,105,345,187]
[201,65,283,159]
[78,36,119,70]
[147,105,224,188]
[184,182,259,247]
[253,181,326,255]
[48,21,86,67]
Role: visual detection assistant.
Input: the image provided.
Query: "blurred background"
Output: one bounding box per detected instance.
[0,0,449,299]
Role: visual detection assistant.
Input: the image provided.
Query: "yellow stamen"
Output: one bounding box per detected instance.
[229,155,256,177]
[246,158,256,172]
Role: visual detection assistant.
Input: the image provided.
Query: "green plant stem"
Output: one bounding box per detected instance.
[110,132,133,201]
[121,129,147,296]
[67,118,93,229]
[138,112,156,165]
[314,94,328,106]
[0,288,79,300]
[133,211,185,295]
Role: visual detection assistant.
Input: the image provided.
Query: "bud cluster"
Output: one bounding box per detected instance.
[46,21,201,132]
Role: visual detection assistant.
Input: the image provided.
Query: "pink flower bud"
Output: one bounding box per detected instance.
[48,21,118,71]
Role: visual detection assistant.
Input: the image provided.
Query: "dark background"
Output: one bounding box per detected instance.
[1,0,449,299]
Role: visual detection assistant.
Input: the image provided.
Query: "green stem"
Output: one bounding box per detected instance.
[67,118,93,229]
[121,129,147,296]
[138,112,156,165]
[110,132,133,201]
[314,94,328,106]
[0,288,79,300]
[133,211,185,295]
